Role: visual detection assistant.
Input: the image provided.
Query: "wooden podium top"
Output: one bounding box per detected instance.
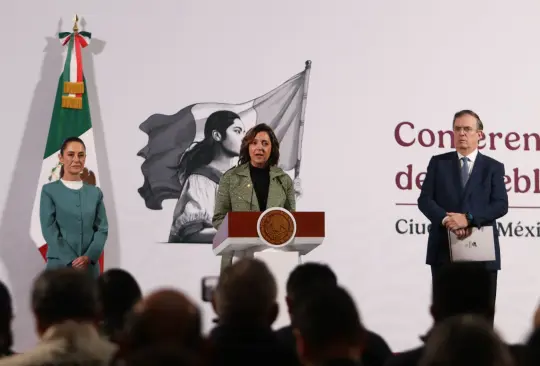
[213,211,325,249]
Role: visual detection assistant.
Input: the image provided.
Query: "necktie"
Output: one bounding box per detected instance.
[461,157,470,187]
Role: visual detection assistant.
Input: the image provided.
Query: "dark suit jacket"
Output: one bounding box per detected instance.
[417,151,508,270]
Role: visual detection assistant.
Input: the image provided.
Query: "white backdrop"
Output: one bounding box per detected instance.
[1,0,540,352]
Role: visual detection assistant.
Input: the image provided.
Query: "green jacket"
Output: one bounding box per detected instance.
[212,163,296,229]
[40,180,108,278]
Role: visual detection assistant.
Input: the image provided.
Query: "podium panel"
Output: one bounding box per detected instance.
[212,210,325,329]
[213,211,325,256]
[256,249,301,328]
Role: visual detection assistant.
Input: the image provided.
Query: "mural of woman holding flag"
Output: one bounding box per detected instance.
[168,111,246,243]
[137,60,312,244]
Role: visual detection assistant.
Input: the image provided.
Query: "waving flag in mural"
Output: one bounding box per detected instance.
[137,60,312,244]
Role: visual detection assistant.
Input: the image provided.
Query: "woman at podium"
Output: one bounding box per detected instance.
[212,123,296,270]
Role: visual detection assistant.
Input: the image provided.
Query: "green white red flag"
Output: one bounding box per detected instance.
[30,16,104,272]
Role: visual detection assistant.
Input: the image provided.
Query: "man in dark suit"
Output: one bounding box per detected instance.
[417,109,508,305]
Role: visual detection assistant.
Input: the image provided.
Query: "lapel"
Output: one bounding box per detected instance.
[462,152,485,201]
[267,166,285,208]
[451,152,464,197]
[233,163,285,210]
[234,164,260,211]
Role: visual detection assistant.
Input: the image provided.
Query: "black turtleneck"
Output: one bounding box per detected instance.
[249,163,270,211]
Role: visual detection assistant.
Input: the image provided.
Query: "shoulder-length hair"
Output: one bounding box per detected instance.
[238,123,280,167]
[177,110,240,184]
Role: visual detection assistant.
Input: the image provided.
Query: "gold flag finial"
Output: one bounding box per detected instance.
[73,14,79,32]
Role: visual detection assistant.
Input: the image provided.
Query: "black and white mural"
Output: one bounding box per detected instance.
[137,61,311,244]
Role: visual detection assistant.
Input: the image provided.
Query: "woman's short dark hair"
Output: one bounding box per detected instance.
[238,124,280,167]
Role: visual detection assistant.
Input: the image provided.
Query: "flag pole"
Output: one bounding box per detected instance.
[294,60,312,179]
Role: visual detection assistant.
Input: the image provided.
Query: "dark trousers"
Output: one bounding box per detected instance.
[430,265,498,310]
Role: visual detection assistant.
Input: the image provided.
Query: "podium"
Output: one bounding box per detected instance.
[212,208,325,328]
[213,209,325,260]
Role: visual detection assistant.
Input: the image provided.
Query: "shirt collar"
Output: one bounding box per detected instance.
[457,148,478,164]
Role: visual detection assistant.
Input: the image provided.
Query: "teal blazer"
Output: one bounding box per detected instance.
[40,180,108,278]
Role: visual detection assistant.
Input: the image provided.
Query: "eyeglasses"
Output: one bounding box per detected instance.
[453,126,477,133]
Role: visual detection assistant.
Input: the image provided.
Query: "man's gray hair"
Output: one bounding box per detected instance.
[453,109,484,131]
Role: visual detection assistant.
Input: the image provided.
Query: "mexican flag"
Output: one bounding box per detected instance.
[30,21,104,272]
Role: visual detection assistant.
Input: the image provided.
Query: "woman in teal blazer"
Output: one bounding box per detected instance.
[40,137,108,278]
